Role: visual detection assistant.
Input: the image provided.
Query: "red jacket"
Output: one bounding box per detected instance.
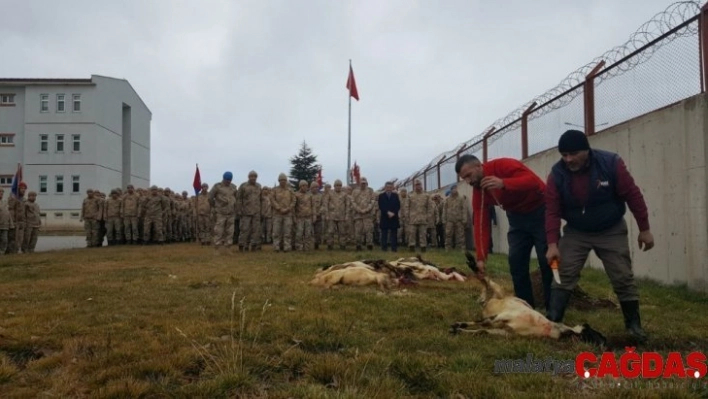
[545,156,649,245]
[472,158,546,261]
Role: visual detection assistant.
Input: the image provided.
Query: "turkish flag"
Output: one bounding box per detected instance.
[346,65,359,101]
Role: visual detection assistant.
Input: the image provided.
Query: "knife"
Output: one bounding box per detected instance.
[551,259,561,285]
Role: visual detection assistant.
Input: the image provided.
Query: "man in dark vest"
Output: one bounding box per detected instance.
[378,181,401,252]
[544,129,655,343]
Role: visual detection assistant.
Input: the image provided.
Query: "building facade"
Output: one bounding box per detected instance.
[0,75,151,229]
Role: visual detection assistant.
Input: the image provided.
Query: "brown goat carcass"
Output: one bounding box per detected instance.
[450,252,606,347]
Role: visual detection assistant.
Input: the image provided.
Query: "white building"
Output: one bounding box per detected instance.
[0,75,151,229]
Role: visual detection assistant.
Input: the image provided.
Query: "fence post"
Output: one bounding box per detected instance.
[700,1,708,92]
[584,60,606,136]
[436,163,442,190]
[482,126,496,162]
[521,102,537,159]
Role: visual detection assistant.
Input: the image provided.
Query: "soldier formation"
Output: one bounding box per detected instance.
[1,184,43,255]
[0,171,477,255]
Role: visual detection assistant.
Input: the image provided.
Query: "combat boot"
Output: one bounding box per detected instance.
[620,300,648,343]
[545,289,572,323]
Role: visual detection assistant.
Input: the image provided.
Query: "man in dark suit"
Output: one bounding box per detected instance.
[378,181,401,252]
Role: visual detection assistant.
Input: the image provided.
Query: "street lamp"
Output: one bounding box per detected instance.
[564,122,609,129]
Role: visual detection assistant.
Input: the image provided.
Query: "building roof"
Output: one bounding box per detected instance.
[0,78,95,85]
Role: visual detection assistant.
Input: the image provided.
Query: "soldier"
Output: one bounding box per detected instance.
[22,191,41,253]
[309,182,324,249]
[209,171,238,253]
[194,183,211,245]
[293,180,314,251]
[96,191,107,246]
[271,173,296,252]
[237,170,262,251]
[138,188,150,244]
[351,177,376,251]
[398,188,409,246]
[321,183,332,246]
[180,191,191,242]
[7,182,26,254]
[433,194,445,248]
[80,189,101,248]
[407,179,435,252]
[344,185,355,247]
[0,188,11,255]
[122,184,140,244]
[260,187,273,245]
[443,184,466,251]
[326,179,349,250]
[143,185,164,245]
[104,189,123,246]
[160,188,173,243]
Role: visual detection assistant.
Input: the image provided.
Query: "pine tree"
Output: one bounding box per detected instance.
[289,141,320,190]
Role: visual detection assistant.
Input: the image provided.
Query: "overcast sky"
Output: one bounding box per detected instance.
[1,0,689,191]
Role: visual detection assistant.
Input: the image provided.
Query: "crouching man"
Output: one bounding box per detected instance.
[544,130,654,343]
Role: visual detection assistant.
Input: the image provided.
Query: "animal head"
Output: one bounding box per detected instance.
[579,323,607,348]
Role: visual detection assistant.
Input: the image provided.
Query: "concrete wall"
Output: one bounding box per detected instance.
[458,94,708,293]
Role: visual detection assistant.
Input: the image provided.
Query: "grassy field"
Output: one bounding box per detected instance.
[0,244,707,398]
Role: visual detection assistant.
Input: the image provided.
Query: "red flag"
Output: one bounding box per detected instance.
[316,168,323,189]
[353,162,361,185]
[346,65,359,101]
[192,164,202,195]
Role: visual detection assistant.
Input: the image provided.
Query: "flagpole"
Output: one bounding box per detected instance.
[347,59,352,186]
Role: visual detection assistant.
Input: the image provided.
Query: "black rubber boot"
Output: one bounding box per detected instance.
[620,300,648,343]
[546,289,573,322]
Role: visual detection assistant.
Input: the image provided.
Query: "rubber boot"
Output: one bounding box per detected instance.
[546,289,573,322]
[620,300,648,343]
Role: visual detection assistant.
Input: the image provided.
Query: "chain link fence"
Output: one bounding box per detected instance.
[395,1,705,193]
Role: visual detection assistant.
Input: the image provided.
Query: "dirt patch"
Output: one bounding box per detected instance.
[531,270,617,311]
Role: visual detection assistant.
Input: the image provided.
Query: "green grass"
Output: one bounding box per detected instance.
[0,244,706,398]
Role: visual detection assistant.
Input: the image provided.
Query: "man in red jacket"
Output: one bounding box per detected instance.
[456,154,552,310]
[545,130,654,342]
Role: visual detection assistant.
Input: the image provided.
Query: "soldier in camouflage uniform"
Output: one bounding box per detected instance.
[6,182,26,254]
[321,183,332,246]
[271,173,296,252]
[143,185,164,244]
[398,188,409,246]
[0,188,10,255]
[309,182,324,249]
[122,184,140,244]
[160,188,173,243]
[260,187,273,245]
[138,188,150,244]
[344,185,355,247]
[326,179,349,250]
[0,189,11,255]
[432,194,445,248]
[80,189,102,248]
[293,180,315,251]
[351,177,376,251]
[22,191,41,253]
[209,172,238,253]
[443,184,466,251]
[237,171,262,251]
[194,183,212,245]
[407,179,435,252]
[104,189,123,246]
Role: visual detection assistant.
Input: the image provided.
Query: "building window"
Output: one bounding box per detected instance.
[56,175,64,194]
[57,94,65,112]
[39,176,47,193]
[72,94,81,112]
[56,134,64,152]
[72,134,81,152]
[40,134,48,152]
[54,212,63,219]
[70,212,80,219]
[40,94,49,112]
[0,175,12,186]
[0,94,16,106]
[0,134,14,146]
[72,175,80,193]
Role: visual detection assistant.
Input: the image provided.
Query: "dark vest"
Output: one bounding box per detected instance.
[551,149,626,232]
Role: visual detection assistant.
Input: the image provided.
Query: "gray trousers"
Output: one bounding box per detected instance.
[555,218,638,302]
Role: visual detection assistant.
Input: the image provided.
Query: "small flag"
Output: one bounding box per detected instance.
[192,164,202,195]
[10,163,22,198]
[352,162,361,185]
[346,64,359,101]
[316,167,323,189]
